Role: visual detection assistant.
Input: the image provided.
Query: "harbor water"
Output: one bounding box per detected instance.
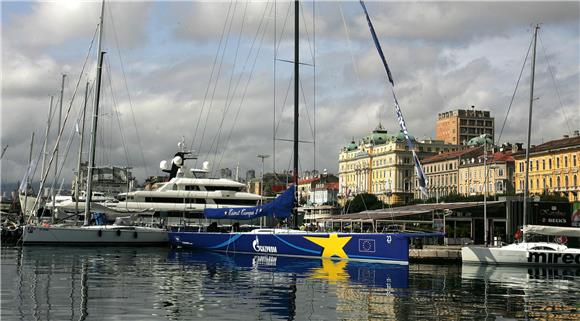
[1,246,579,320]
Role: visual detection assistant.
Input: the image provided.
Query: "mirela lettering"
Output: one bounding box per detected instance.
[252,237,278,253]
[528,251,580,264]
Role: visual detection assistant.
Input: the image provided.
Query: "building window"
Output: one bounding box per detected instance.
[549,177,552,188]
[574,175,577,187]
[564,156,568,168]
[565,176,569,188]
[574,155,577,167]
[549,159,552,169]
[542,159,546,170]
[557,157,560,168]
[498,168,504,176]
[543,178,546,189]
[519,162,524,172]
[535,160,539,171]
[557,176,561,188]
[536,179,539,190]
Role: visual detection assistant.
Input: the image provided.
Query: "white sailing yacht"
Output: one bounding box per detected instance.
[22,0,167,245]
[461,25,579,266]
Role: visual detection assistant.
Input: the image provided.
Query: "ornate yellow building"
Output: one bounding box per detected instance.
[513,134,580,202]
[338,124,461,205]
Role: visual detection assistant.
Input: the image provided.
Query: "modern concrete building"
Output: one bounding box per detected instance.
[436,108,494,145]
[339,124,462,205]
[513,133,580,202]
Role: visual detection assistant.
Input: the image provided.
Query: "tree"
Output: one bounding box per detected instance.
[344,193,385,213]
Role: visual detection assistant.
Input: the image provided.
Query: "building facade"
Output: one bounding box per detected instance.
[417,147,481,199]
[513,134,580,202]
[458,151,515,196]
[436,108,494,145]
[339,124,462,205]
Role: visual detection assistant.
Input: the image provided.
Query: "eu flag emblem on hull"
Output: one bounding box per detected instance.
[359,239,376,253]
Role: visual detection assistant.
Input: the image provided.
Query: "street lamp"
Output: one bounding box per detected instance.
[257,154,270,198]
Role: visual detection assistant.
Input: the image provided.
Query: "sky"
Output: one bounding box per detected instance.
[1,0,579,192]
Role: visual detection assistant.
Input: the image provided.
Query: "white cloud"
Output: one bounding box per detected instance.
[1,1,578,190]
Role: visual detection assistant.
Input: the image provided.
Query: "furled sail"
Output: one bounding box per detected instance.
[204,185,295,220]
[359,0,429,198]
[524,225,580,237]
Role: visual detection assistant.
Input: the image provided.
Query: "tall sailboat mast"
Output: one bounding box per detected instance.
[292,0,299,228]
[522,24,539,238]
[84,0,106,225]
[75,82,90,217]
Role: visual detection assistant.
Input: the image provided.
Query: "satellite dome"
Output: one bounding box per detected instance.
[160,160,169,171]
[173,156,183,167]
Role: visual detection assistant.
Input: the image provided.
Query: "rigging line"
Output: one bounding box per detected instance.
[313,0,316,176]
[496,32,534,145]
[299,1,314,64]
[212,0,272,163]
[274,74,294,138]
[30,26,99,214]
[207,0,250,164]
[198,0,239,169]
[190,1,234,151]
[538,33,573,135]
[215,1,273,171]
[299,77,314,139]
[275,1,293,55]
[273,0,277,174]
[104,58,132,168]
[107,4,148,173]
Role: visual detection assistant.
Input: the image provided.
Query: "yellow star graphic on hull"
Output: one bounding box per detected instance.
[304,233,352,259]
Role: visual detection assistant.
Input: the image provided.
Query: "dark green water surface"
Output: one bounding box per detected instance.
[1,246,579,320]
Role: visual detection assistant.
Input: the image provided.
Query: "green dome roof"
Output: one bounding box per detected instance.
[346,140,358,151]
[395,130,415,142]
[467,134,493,146]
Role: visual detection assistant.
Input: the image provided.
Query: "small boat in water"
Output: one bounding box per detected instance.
[462,225,580,266]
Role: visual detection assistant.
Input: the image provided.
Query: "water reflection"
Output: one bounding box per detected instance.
[461,264,580,320]
[2,246,579,321]
[164,251,409,320]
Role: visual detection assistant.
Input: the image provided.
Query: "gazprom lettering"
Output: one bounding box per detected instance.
[252,237,278,253]
[527,252,580,264]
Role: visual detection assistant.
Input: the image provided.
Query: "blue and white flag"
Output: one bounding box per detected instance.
[359,0,428,198]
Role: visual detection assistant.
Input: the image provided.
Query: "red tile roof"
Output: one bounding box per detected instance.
[421,147,481,164]
[513,136,580,157]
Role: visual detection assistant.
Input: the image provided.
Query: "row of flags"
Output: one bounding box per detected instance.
[359,0,428,198]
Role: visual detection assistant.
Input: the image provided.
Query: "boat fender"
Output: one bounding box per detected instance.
[98,230,102,237]
[133,231,138,239]
[555,235,568,244]
[514,229,522,241]
[5,222,18,231]
[116,230,121,236]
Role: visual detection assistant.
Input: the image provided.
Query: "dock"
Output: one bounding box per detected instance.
[409,245,462,263]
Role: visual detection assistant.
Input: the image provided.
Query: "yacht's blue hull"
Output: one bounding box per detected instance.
[169,231,438,265]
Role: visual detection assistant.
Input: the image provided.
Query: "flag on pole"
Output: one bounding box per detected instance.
[359,0,428,198]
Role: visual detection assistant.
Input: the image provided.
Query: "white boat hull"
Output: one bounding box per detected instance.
[22,225,168,245]
[462,242,580,266]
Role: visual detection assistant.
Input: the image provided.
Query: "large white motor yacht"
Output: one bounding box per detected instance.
[107,152,263,216]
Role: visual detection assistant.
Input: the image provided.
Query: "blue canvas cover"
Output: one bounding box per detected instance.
[204,185,295,220]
